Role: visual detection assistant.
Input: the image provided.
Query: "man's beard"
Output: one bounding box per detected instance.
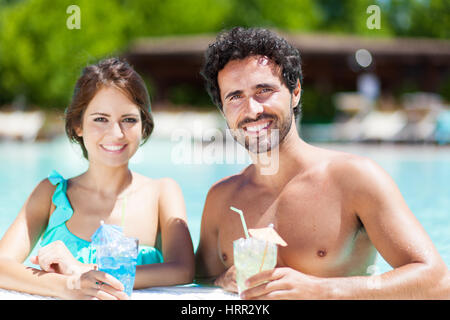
[229,108,293,154]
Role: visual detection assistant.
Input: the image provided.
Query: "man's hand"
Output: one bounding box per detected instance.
[214,265,238,293]
[240,267,324,300]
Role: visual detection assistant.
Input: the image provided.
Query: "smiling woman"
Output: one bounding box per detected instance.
[74,86,143,168]
[65,58,154,160]
[0,58,195,300]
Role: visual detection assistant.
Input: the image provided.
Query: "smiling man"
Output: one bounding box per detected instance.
[194,27,449,299]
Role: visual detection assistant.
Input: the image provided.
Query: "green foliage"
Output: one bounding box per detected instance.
[316,0,393,36]
[0,0,448,110]
[124,0,231,37]
[381,0,450,39]
[222,0,322,31]
[0,0,134,108]
[0,0,232,109]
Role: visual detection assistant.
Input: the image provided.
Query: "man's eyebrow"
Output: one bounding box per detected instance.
[255,83,278,89]
[225,90,243,100]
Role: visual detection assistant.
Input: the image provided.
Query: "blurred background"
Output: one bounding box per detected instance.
[0,0,449,272]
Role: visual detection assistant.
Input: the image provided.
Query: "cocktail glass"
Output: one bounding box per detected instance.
[233,237,277,295]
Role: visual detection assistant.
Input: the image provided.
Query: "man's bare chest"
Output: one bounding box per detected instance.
[217,182,370,276]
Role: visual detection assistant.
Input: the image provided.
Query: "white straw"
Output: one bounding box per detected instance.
[230,206,250,239]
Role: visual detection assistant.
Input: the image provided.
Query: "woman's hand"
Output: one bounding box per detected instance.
[63,269,128,300]
[30,240,88,275]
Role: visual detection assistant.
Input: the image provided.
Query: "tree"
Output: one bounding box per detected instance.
[382,0,450,39]
[0,0,232,109]
[222,0,322,31]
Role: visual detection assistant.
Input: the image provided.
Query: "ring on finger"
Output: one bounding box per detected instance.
[95,281,103,290]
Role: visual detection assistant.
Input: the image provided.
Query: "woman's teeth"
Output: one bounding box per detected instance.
[102,144,125,151]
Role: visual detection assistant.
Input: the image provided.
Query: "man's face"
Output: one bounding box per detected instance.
[217,55,300,154]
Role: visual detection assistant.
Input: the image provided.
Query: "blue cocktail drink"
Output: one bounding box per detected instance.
[91,222,139,297]
[98,255,138,296]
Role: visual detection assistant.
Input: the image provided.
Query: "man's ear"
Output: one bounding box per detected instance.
[292,79,301,109]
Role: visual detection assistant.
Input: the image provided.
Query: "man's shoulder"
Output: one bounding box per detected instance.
[326,149,374,170]
[207,171,246,200]
[320,148,387,191]
[204,165,257,207]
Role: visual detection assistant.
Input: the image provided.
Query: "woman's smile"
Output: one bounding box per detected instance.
[100,143,128,154]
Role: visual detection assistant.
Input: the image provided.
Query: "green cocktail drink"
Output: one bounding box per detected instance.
[233,237,277,294]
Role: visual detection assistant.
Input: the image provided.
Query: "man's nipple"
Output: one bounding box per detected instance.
[317,249,327,258]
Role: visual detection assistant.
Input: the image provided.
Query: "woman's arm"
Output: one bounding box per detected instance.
[133,178,195,288]
[0,179,127,299]
[0,179,69,297]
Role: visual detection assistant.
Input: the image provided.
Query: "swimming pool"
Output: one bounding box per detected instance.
[0,137,448,274]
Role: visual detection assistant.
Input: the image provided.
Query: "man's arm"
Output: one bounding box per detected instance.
[326,157,448,299]
[194,184,228,286]
[242,157,449,299]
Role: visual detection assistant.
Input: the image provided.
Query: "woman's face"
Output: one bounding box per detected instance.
[76,86,143,168]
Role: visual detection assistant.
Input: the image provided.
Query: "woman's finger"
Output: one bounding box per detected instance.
[84,285,119,300]
[93,271,125,291]
[78,275,127,300]
[96,282,129,300]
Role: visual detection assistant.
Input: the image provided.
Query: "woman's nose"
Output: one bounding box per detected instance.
[111,121,124,138]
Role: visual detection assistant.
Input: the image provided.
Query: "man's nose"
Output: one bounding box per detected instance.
[245,97,264,119]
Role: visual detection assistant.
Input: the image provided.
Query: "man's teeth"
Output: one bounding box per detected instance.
[245,122,270,132]
[102,145,125,151]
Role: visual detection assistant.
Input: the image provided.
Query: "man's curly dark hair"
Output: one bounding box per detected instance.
[201,27,303,118]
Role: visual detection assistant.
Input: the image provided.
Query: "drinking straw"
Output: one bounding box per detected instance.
[230,206,250,239]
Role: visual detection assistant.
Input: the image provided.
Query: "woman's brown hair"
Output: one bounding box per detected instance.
[65,57,154,159]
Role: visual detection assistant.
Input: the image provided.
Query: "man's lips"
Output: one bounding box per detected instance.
[241,119,273,134]
[100,144,127,153]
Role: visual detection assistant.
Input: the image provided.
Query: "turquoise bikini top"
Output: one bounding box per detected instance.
[39,170,163,266]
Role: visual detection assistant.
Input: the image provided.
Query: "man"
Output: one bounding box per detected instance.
[195,27,449,299]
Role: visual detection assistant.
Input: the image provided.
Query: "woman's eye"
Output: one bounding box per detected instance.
[123,118,138,123]
[94,117,107,122]
[229,95,241,101]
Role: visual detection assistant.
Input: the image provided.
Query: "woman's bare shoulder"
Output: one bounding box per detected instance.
[31,178,57,204]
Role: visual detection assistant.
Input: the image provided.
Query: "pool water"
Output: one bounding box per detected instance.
[0,137,448,274]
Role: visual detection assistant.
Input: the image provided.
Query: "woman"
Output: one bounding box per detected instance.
[0,58,195,299]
